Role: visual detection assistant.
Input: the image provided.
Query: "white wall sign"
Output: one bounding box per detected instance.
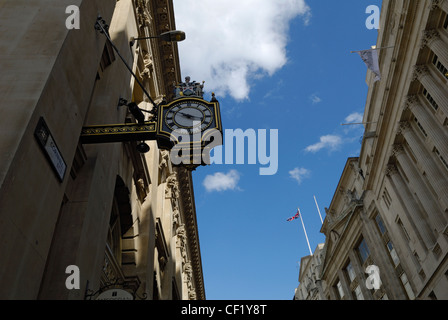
[34,117,67,182]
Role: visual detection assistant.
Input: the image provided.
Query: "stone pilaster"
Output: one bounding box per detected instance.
[421,30,448,68]
[412,65,448,115]
[385,163,436,249]
[392,144,446,232]
[406,95,448,161]
[399,122,448,212]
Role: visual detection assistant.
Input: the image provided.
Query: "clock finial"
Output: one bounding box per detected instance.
[174,76,205,99]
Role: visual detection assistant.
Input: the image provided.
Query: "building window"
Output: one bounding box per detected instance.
[100,41,115,71]
[414,117,428,137]
[432,54,448,80]
[398,219,411,241]
[444,14,448,30]
[375,214,401,268]
[400,272,415,300]
[357,238,371,264]
[375,214,387,234]
[334,280,345,300]
[423,88,439,111]
[434,147,448,171]
[353,285,364,300]
[386,241,401,267]
[382,188,392,209]
[345,261,364,300]
[346,262,356,283]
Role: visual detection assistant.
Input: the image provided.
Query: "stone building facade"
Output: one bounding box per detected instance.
[0,0,205,300]
[294,244,326,300]
[296,0,448,300]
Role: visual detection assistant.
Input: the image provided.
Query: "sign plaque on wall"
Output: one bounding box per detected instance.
[34,117,67,182]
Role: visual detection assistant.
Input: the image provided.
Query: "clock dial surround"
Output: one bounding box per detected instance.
[163,100,214,135]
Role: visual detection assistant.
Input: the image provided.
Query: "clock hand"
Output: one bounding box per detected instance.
[178,112,202,120]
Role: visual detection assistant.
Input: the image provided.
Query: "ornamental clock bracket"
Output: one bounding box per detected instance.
[79,77,223,171]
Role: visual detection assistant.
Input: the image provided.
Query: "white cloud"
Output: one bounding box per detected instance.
[344,112,364,124]
[310,94,322,104]
[289,167,310,185]
[305,135,343,153]
[174,0,311,101]
[203,170,241,192]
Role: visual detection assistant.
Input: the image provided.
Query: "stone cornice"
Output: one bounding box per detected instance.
[149,0,181,101]
[176,166,206,300]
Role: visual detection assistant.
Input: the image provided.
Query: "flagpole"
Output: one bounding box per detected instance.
[298,208,313,256]
[350,45,395,53]
[313,195,324,224]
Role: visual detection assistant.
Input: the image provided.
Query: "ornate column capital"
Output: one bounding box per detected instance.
[421,29,441,48]
[430,0,443,10]
[392,144,405,158]
[397,121,411,136]
[385,164,399,177]
[412,65,430,81]
[404,95,420,110]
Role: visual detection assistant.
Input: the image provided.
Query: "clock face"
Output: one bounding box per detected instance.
[164,100,213,135]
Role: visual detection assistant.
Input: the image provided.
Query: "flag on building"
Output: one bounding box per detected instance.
[354,48,381,82]
[287,209,300,222]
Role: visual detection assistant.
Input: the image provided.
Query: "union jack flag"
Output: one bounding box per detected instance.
[287,209,300,222]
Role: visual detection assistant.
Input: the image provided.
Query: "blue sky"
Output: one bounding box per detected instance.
[174,0,381,300]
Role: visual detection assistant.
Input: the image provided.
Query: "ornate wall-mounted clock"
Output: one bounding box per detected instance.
[80,77,222,170]
[157,94,223,169]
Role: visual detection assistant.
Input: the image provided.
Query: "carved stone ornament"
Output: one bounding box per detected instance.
[159,150,169,170]
[140,51,154,80]
[189,291,197,300]
[184,261,192,276]
[385,164,398,177]
[404,95,419,110]
[165,173,179,199]
[344,189,358,205]
[421,29,440,48]
[136,178,147,201]
[412,65,429,81]
[176,224,186,248]
[392,144,405,157]
[173,207,180,228]
[430,0,443,10]
[136,0,151,28]
[397,121,411,136]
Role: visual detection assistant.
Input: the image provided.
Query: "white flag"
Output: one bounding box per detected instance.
[356,48,381,82]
